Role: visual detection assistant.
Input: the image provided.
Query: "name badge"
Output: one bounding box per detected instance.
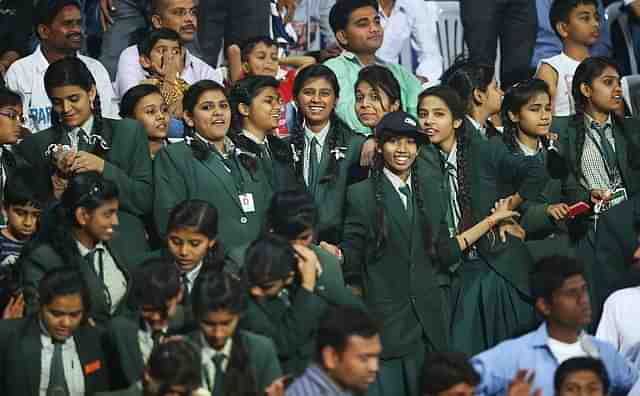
[609,187,628,207]
[239,193,256,213]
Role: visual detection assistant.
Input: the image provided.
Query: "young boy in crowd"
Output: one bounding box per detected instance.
[227,36,316,136]
[554,357,609,396]
[0,169,42,267]
[536,0,601,116]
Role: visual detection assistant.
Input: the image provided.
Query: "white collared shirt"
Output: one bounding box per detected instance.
[383,167,412,210]
[200,332,233,390]
[303,121,330,185]
[138,322,169,363]
[114,45,224,98]
[179,261,203,294]
[39,332,85,396]
[76,240,127,314]
[580,113,621,190]
[67,116,95,150]
[516,137,544,157]
[376,0,443,82]
[5,46,120,133]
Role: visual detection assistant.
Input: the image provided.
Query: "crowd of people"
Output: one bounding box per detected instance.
[1,0,640,395]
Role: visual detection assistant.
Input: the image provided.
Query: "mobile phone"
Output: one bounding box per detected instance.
[568,201,590,217]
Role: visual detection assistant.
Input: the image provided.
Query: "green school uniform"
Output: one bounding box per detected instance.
[229,242,364,374]
[96,383,142,396]
[187,329,282,393]
[418,134,545,356]
[285,119,367,243]
[15,118,152,258]
[341,174,450,396]
[19,240,131,324]
[153,141,269,249]
[0,316,111,396]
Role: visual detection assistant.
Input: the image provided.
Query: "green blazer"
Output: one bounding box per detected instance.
[187,329,282,393]
[96,383,141,396]
[418,136,546,296]
[20,241,131,324]
[341,175,450,358]
[551,115,640,203]
[153,141,269,249]
[15,118,153,257]
[285,119,367,243]
[0,316,111,396]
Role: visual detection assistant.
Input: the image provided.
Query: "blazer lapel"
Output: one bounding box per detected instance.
[381,177,411,242]
[75,327,104,393]
[198,156,243,212]
[614,123,629,184]
[23,319,43,396]
[106,241,131,312]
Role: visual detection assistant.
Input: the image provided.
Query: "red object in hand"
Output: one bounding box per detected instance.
[568,201,590,217]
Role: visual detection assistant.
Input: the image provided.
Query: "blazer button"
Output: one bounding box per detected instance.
[240,216,248,224]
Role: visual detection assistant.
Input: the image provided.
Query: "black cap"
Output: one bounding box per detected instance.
[375,111,428,145]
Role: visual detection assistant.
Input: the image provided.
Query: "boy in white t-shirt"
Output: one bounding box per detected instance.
[536,0,601,116]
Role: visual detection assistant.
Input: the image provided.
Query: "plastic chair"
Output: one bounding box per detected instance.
[434,1,466,70]
[605,1,638,75]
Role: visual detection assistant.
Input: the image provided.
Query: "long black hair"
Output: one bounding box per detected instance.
[263,189,318,239]
[119,84,163,118]
[501,78,552,152]
[192,271,258,396]
[22,172,119,265]
[419,85,474,232]
[441,57,495,115]
[44,57,111,158]
[291,64,350,185]
[571,56,640,177]
[167,199,225,274]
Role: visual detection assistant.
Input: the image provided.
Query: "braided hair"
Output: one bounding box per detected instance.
[44,57,111,158]
[371,130,434,255]
[571,56,638,178]
[501,78,552,153]
[291,64,346,185]
[440,56,496,116]
[419,85,474,231]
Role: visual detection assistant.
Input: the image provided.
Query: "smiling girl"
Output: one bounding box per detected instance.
[15,57,153,256]
[287,64,366,243]
[120,84,170,159]
[153,80,269,249]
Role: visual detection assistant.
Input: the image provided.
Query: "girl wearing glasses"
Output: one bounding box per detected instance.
[0,87,28,206]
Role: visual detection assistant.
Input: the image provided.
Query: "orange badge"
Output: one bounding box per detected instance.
[84,360,101,375]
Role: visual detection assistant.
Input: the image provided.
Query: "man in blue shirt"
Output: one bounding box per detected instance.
[472,255,637,396]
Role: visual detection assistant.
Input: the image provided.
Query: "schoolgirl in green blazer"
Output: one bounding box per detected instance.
[286,65,366,243]
[15,57,152,257]
[417,86,547,356]
[153,80,269,248]
[19,172,131,324]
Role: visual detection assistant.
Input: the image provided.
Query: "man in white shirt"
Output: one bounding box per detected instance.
[114,0,223,99]
[0,267,111,396]
[5,0,119,133]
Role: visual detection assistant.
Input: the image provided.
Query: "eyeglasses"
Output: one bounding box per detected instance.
[0,111,25,124]
[169,7,198,17]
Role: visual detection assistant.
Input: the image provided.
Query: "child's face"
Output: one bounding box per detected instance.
[49,84,96,128]
[242,86,281,133]
[557,370,605,396]
[561,3,601,46]
[478,78,503,116]
[200,309,240,351]
[167,226,216,273]
[355,81,399,128]
[184,89,231,143]
[0,104,23,145]
[243,42,279,77]
[338,6,383,55]
[5,203,41,241]
[418,95,462,151]
[582,66,623,114]
[142,39,183,77]
[381,134,418,179]
[509,92,552,138]
[133,92,169,141]
[296,77,336,127]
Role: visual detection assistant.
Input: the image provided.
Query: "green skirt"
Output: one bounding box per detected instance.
[450,257,536,356]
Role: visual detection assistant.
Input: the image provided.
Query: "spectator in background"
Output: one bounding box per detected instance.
[197,0,271,67]
[114,0,222,99]
[324,0,422,137]
[531,0,611,72]
[420,352,481,396]
[472,256,637,396]
[460,0,537,88]
[5,0,119,133]
[286,305,381,396]
[0,0,35,76]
